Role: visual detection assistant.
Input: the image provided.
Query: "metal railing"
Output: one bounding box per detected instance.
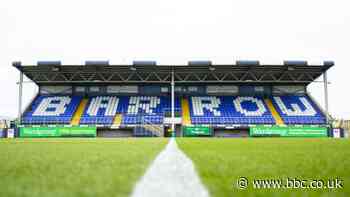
[132,114,164,137]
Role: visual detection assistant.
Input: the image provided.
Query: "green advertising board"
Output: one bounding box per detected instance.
[59,126,96,137]
[250,125,328,137]
[20,127,61,137]
[20,126,96,138]
[183,126,212,137]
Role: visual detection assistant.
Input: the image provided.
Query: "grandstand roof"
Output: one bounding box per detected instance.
[12,60,334,85]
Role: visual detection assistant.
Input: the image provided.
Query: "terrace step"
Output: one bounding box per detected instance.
[181,98,191,126]
[112,114,123,128]
[71,99,88,125]
[265,98,284,125]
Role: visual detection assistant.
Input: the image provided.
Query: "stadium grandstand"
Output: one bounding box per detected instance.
[13,60,334,137]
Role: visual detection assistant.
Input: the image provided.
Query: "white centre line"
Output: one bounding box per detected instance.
[131,138,209,197]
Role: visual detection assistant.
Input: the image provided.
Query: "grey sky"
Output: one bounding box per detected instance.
[1,0,349,119]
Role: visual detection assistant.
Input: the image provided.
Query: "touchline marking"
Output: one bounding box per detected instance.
[131,138,209,197]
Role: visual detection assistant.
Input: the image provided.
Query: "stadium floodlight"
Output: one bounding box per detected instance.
[188,61,212,66]
[236,60,260,66]
[132,61,157,66]
[130,66,137,71]
[209,66,216,71]
[37,61,62,66]
[85,61,109,66]
[283,60,308,66]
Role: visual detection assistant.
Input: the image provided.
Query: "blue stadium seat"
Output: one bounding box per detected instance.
[22,95,82,124]
[271,96,326,125]
[121,96,181,125]
[79,96,123,125]
[189,96,275,125]
[22,94,325,126]
[79,96,181,126]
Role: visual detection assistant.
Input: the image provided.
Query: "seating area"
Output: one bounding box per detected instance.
[79,96,169,125]
[122,96,181,125]
[80,96,123,125]
[22,96,82,124]
[21,94,326,126]
[271,96,326,124]
[189,96,275,125]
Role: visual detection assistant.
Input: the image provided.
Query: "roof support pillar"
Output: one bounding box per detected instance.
[323,71,329,123]
[171,69,175,137]
[18,71,23,123]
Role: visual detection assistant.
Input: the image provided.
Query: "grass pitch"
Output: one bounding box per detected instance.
[0,138,168,197]
[177,138,350,197]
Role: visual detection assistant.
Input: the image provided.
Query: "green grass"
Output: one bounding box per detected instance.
[177,138,350,197]
[0,138,168,197]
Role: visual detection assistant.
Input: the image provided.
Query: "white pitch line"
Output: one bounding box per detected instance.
[131,138,209,197]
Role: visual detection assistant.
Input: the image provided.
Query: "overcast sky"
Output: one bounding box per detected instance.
[1,0,349,119]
